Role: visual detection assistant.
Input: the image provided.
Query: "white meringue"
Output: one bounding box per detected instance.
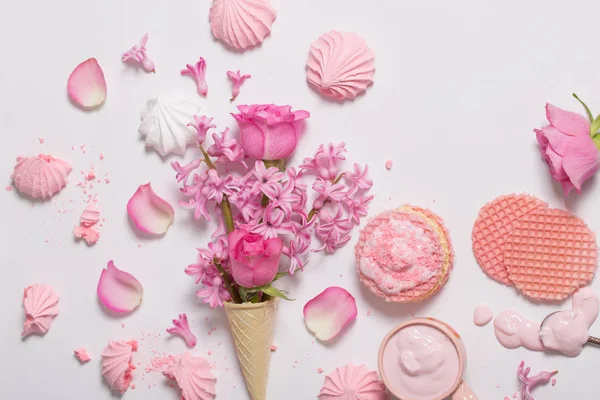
[138,92,202,157]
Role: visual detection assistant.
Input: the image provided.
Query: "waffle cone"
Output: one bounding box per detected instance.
[224,298,278,400]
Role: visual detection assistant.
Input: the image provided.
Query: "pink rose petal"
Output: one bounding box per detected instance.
[97,261,144,313]
[127,183,174,235]
[67,58,107,109]
[303,286,357,341]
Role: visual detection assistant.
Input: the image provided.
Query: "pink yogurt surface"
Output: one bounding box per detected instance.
[382,324,459,400]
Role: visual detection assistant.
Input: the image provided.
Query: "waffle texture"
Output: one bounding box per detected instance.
[224,299,278,400]
[472,194,547,285]
[355,206,453,303]
[503,208,598,301]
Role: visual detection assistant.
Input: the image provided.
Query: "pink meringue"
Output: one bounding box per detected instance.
[22,284,59,337]
[163,353,217,400]
[304,287,357,341]
[127,183,174,235]
[122,33,155,73]
[307,31,375,101]
[11,154,72,200]
[67,58,107,109]
[209,0,276,50]
[74,348,91,363]
[167,313,197,348]
[101,340,138,394]
[318,363,386,400]
[73,202,100,245]
[97,261,144,314]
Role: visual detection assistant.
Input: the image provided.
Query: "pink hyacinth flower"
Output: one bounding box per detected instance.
[304,287,357,341]
[181,57,208,97]
[196,276,230,308]
[517,361,558,400]
[166,313,197,348]
[171,159,202,186]
[122,33,155,73]
[188,115,216,145]
[227,70,251,102]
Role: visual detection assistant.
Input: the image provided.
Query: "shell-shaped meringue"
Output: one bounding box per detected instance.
[318,363,386,400]
[138,92,202,157]
[101,340,138,394]
[307,31,375,101]
[163,353,216,400]
[22,284,60,337]
[12,154,72,199]
[209,0,276,50]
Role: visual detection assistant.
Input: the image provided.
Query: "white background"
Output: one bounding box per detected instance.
[1,0,600,399]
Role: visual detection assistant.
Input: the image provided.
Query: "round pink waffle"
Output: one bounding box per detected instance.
[503,208,598,301]
[355,206,453,303]
[472,194,547,285]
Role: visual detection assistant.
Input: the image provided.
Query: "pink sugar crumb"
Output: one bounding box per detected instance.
[552,378,556,386]
[74,348,91,363]
[5,185,12,192]
[85,169,96,181]
[99,153,104,161]
[317,368,324,374]
[131,384,136,390]
[270,345,277,352]
[145,353,176,373]
[105,178,111,184]
[385,160,393,170]
[367,309,372,316]
[38,137,45,144]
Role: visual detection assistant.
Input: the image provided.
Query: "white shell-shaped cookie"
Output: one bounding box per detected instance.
[307,31,375,101]
[138,92,202,157]
[209,0,276,50]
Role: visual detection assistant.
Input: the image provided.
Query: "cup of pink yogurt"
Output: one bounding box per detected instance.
[378,318,477,400]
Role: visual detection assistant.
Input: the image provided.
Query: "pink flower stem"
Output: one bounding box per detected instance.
[214,260,242,304]
[198,144,239,302]
[307,173,345,220]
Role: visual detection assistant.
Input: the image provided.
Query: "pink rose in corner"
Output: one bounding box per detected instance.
[535,103,600,195]
[229,229,283,288]
[232,104,310,160]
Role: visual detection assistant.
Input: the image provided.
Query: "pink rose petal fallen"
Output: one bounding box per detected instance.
[127,183,174,235]
[97,261,144,313]
[166,313,197,348]
[67,58,107,109]
[303,286,357,341]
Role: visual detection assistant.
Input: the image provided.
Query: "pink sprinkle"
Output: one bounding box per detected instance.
[122,323,125,328]
[148,384,151,389]
[85,169,96,181]
[270,345,277,352]
[317,368,324,374]
[38,137,45,144]
[207,351,212,356]
[552,378,556,386]
[131,384,136,390]
[99,153,104,161]
[5,185,12,192]
[513,393,517,399]
[80,144,86,154]
[385,160,393,170]
[71,145,75,150]
[367,310,372,316]
[105,178,111,184]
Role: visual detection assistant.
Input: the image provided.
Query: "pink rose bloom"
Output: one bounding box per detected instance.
[232,104,310,160]
[535,103,600,195]
[229,229,283,288]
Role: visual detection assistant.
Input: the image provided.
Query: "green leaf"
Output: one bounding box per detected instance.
[259,285,294,301]
[573,93,594,123]
[238,287,249,303]
[591,114,600,137]
[272,272,289,282]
